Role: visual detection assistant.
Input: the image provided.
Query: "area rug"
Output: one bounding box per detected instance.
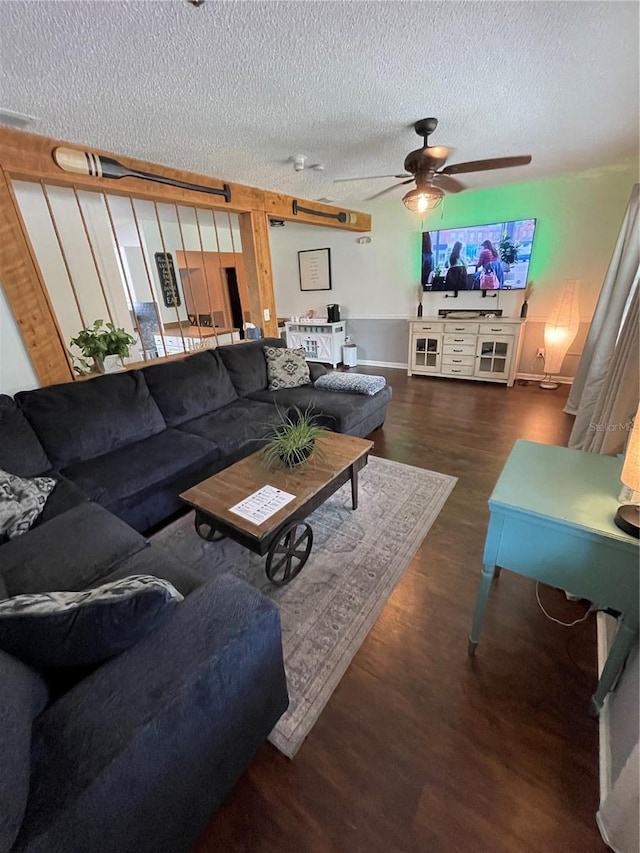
[152,456,456,757]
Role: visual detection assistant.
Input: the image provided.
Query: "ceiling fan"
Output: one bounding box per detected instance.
[334,118,532,212]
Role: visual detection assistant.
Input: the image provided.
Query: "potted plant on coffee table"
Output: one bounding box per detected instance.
[262,406,328,469]
[70,319,136,375]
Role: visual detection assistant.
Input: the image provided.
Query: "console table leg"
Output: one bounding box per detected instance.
[469,562,497,655]
[351,463,358,510]
[591,618,638,713]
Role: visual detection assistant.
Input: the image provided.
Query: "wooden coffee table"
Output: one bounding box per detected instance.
[180,432,374,585]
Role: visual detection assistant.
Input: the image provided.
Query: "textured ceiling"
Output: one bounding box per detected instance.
[0,1,638,202]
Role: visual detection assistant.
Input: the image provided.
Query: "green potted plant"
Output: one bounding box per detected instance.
[70,320,136,375]
[498,234,520,271]
[262,406,328,468]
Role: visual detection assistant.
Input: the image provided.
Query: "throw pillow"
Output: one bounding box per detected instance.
[0,469,56,541]
[0,575,183,669]
[264,346,311,391]
[314,372,387,396]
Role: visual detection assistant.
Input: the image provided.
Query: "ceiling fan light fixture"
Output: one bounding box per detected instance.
[402,186,444,213]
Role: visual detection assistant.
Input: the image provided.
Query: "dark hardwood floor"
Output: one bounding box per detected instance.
[194,370,607,853]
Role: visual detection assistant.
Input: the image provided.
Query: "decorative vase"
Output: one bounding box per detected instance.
[520,301,529,319]
[417,302,423,318]
[280,443,314,467]
[103,355,123,373]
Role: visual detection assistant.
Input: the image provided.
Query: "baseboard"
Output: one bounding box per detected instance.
[356,359,408,370]
[516,372,575,385]
[597,612,615,805]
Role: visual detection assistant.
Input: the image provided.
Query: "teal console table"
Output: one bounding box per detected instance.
[469,439,639,712]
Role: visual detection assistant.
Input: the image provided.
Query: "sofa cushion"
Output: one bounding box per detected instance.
[0,395,51,477]
[0,575,182,669]
[141,350,238,427]
[0,469,56,541]
[0,650,49,852]
[99,548,205,597]
[248,384,392,435]
[178,399,283,460]
[216,337,285,396]
[16,372,166,469]
[33,474,88,528]
[264,345,311,391]
[61,429,218,513]
[0,502,147,597]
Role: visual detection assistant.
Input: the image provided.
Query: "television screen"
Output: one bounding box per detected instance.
[421,218,537,291]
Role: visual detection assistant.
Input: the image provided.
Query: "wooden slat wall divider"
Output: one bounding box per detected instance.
[127,195,168,360]
[39,181,87,331]
[212,211,232,337]
[102,193,145,356]
[0,126,371,386]
[71,186,116,327]
[194,207,220,348]
[0,168,73,385]
[174,204,206,346]
[152,199,187,355]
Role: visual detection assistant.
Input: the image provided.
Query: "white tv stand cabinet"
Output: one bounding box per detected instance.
[285,320,346,368]
[407,317,526,386]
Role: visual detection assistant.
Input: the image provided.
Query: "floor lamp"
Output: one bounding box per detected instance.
[541,279,580,390]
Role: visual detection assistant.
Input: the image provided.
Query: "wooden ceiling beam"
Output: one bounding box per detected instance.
[0,127,371,231]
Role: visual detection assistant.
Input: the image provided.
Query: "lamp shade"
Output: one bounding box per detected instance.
[543,279,580,375]
[402,186,444,213]
[621,405,640,492]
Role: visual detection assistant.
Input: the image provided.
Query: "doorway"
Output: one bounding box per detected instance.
[224,267,245,339]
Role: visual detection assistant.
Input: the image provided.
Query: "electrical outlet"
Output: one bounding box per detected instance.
[536,347,545,358]
[263,308,270,322]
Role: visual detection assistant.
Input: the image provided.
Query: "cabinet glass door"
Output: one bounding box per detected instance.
[413,334,442,372]
[475,336,513,379]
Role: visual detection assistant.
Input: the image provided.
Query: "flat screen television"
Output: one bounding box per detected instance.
[421,218,537,291]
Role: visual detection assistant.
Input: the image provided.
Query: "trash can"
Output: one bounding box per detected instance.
[343,343,358,367]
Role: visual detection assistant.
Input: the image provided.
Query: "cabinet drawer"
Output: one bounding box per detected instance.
[443,336,476,348]
[479,323,515,335]
[443,344,475,356]
[413,323,443,333]
[444,322,479,334]
[442,354,475,367]
[441,363,474,376]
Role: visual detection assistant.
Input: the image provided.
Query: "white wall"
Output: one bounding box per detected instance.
[269,162,639,372]
[0,282,39,395]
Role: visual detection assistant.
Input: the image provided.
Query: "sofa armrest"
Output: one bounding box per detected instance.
[16,575,288,853]
[309,361,329,381]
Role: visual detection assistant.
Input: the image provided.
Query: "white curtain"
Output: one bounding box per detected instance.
[565,185,640,452]
[597,742,640,853]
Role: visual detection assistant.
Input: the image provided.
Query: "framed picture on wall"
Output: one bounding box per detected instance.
[298,248,332,291]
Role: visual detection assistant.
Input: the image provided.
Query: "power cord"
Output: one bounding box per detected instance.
[535,582,594,627]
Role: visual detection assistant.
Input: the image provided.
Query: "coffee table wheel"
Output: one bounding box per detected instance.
[266,521,313,585]
[195,513,226,542]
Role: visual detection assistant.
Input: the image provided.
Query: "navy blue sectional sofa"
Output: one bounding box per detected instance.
[0,338,391,853]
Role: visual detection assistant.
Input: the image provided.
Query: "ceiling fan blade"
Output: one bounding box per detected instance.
[441,155,532,176]
[431,173,466,194]
[366,179,414,201]
[333,173,411,183]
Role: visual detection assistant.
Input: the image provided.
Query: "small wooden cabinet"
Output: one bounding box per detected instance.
[408,318,525,386]
[285,321,346,368]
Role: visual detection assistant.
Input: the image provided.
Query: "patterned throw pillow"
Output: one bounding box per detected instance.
[0,469,56,541]
[0,575,183,668]
[314,372,386,396]
[264,346,311,391]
